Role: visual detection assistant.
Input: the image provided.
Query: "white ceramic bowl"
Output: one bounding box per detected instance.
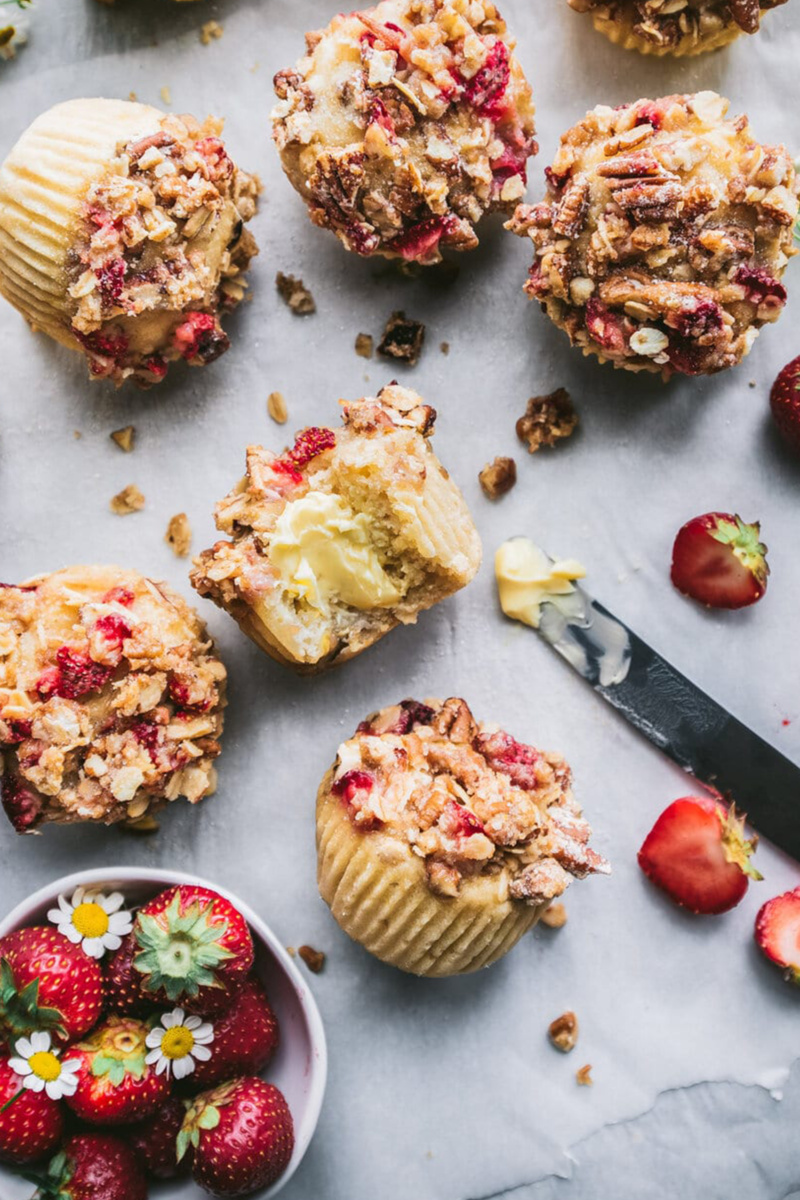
[0,866,327,1200]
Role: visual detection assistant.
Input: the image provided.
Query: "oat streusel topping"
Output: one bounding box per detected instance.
[68,114,259,385]
[568,0,787,54]
[329,697,609,902]
[507,93,799,378]
[271,0,537,264]
[0,567,226,833]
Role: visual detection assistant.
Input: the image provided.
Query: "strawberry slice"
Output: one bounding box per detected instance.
[755,888,800,984]
[670,512,769,609]
[770,354,800,455]
[638,795,761,915]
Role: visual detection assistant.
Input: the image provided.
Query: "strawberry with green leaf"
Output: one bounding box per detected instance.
[65,1016,169,1125]
[0,928,104,1048]
[132,885,254,1016]
[178,1076,294,1197]
[27,1133,147,1200]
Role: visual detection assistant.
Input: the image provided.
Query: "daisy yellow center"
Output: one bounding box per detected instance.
[72,902,109,939]
[28,1051,61,1082]
[161,1027,194,1060]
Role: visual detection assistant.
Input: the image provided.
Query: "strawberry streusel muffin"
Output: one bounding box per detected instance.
[191,385,481,672]
[567,0,787,56]
[0,99,258,386]
[271,0,537,265]
[0,567,226,833]
[507,93,799,378]
[317,697,609,976]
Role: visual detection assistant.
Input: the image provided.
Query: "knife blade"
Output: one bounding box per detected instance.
[532,559,800,861]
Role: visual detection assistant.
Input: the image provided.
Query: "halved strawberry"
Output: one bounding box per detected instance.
[755,888,800,984]
[770,354,800,455]
[671,512,769,609]
[638,795,761,914]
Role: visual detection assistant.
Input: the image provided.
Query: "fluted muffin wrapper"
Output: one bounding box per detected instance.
[0,98,163,346]
[591,13,742,56]
[316,772,546,978]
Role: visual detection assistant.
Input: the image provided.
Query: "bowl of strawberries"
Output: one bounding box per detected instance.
[0,867,327,1199]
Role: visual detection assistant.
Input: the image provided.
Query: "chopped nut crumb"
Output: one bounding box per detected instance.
[110,425,135,453]
[540,902,567,929]
[160,85,172,106]
[548,1011,579,1053]
[517,388,579,454]
[267,391,288,424]
[128,91,137,102]
[440,341,450,355]
[576,1064,593,1086]
[286,946,296,957]
[110,485,145,516]
[378,311,426,366]
[298,944,326,973]
[200,19,223,45]
[355,332,374,359]
[73,430,82,440]
[124,813,160,834]
[275,271,316,315]
[165,512,192,557]
[479,456,517,500]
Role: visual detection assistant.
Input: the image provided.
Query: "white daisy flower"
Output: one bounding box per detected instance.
[0,14,28,62]
[145,1008,214,1081]
[8,1032,81,1101]
[47,886,133,959]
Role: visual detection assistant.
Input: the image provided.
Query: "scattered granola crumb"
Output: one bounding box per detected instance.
[275,271,316,315]
[355,332,374,359]
[548,1011,579,1053]
[298,945,326,974]
[267,390,288,424]
[479,456,517,500]
[160,85,172,106]
[286,946,296,957]
[165,512,192,558]
[128,91,137,102]
[200,19,223,45]
[110,484,145,516]
[378,311,425,366]
[124,813,160,835]
[110,425,135,453]
[517,388,578,454]
[440,341,450,355]
[540,902,568,929]
[576,1064,593,1086]
[73,430,82,440]
[749,380,757,388]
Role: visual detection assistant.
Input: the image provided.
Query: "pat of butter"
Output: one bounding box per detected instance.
[269,491,401,612]
[495,538,586,629]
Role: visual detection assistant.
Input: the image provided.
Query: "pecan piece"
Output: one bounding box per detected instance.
[517,389,578,453]
[548,1011,579,1053]
[479,456,517,499]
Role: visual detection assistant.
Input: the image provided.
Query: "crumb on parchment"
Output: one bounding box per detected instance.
[298,945,326,973]
[110,484,145,515]
[479,456,517,500]
[549,1011,579,1053]
[267,391,288,424]
[517,388,579,454]
[378,311,425,366]
[165,512,192,557]
[540,902,567,928]
[111,425,135,452]
[276,271,316,315]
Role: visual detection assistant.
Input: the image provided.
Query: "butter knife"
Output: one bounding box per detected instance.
[531,560,800,860]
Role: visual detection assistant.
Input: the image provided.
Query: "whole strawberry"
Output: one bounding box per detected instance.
[755,887,800,984]
[770,354,800,455]
[638,796,761,915]
[178,1077,294,1197]
[105,934,151,1017]
[132,886,254,1016]
[66,1016,169,1125]
[0,927,104,1047]
[671,512,769,609]
[128,1095,192,1179]
[190,975,279,1089]
[31,1133,147,1200]
[0,1052,63,1164]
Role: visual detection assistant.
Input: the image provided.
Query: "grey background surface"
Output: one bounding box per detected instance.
[0,1,799,1197]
